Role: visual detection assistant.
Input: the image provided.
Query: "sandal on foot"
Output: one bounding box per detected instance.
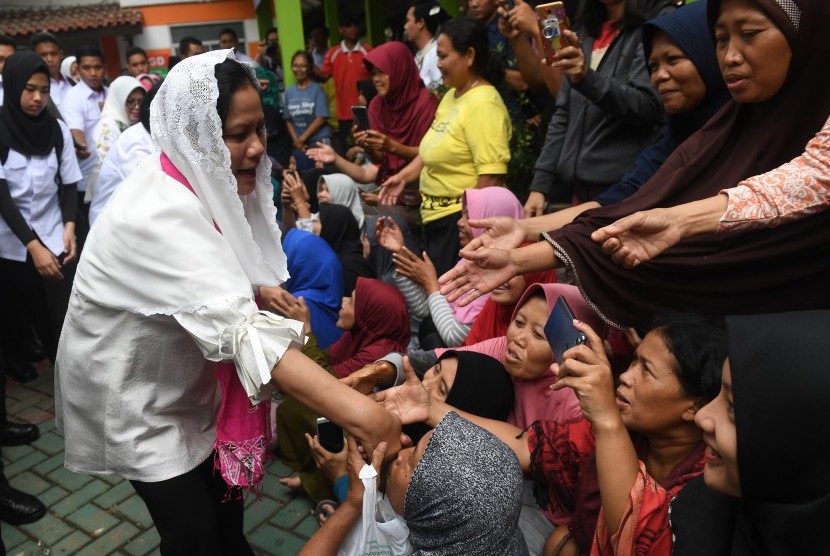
[314,499,338,526]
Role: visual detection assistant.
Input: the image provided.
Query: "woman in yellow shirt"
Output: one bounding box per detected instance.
[381,17,511,276]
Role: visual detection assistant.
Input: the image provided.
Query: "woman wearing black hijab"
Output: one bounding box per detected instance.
[0,51,81,364]
[317,203,375,293]
[672,311,830,554]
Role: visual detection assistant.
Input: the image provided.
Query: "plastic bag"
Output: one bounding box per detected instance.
[338,463,412,556]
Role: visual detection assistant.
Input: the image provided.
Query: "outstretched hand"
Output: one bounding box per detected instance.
[591,208,682,268]
[438,247,519,305]
[461,216,526,254]
[372,357,432,426]
[306,142,336,164]
[379,174,406,206]
[552,320,619,429]
[394,248,439,294]
[375,216,404,254]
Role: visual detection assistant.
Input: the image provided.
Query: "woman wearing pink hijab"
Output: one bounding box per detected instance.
[386,186,525,348]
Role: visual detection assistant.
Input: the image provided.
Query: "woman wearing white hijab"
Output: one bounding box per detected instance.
[85,75,144,200]
[59,55,77,84]
[55,50,401,555]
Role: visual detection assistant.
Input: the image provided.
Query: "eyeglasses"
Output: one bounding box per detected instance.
[125,97,143,108]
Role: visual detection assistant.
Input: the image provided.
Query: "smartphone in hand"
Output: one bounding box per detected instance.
[351,105,371,132]
[536,2,570,64]
[316,417,345,453]
[545,295,587,364]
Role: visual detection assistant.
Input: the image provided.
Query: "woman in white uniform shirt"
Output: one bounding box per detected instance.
[55,50,401,555]
[0,51,82,365]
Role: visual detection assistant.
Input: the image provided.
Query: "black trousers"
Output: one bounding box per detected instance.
[423,211,463,278]
[130,456,254,556]
[0,254,74,364]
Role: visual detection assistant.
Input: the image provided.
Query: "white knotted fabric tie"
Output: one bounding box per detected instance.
[219,311,305,400]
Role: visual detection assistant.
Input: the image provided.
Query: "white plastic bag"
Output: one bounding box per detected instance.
[338,463,412,556]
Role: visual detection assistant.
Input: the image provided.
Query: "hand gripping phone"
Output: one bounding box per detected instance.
[316,417,345,453]
[535,2,570,64]
[544,295,587,364]
[351,105,371,132]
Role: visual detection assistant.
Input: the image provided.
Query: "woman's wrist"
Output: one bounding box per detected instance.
[675,194,729,238]
[427,400,451,428]
[26,239,42,253]
[591,412,626,438]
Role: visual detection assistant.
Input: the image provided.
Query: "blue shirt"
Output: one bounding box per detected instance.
[283,82,332,143]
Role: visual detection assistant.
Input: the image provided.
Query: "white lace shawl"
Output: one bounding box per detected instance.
[74,50,287,315]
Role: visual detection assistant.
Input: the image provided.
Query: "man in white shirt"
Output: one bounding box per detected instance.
[219,28,256,65]
[0,35,16,107]
[179,37,205,59]
[60,44,108,241]
[31,32,73,110]
[125,46,150,77]
[404,1,444,92]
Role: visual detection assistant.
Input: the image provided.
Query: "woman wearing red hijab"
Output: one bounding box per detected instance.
[355,41,438,221]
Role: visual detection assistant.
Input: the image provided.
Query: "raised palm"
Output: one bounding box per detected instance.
[375,217,404,254]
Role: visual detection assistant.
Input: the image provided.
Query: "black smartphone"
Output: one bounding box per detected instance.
[500,0,516,11]
[351,105,371,131]
[316,417,344,453]
[544,296,587,364]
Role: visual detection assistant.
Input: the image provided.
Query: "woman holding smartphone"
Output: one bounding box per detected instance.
[441,0,830,331]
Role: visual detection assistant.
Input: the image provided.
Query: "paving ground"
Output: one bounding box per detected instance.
[1,364,315,555]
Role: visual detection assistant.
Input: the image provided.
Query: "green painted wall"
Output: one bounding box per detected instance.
[273,0,305,88]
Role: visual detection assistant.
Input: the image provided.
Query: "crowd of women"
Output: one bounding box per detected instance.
[1,0,828,553]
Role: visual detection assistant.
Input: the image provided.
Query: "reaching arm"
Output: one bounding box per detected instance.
[299,437,387,556]
[273,348,401,455]
[592,195,728,269]
[439,241,560,305]
[374,357,531,470]
[307,142,379,184]
[553,321,639,535]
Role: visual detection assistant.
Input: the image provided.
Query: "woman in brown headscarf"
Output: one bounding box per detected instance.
[441,0,830,330]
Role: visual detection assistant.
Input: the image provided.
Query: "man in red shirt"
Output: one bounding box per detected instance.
[317,12,371,153]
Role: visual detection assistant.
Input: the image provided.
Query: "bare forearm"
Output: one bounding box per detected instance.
[522,202,600,241]
[674,194,728,238]
[333,154,378,184]
[593,418,640,535]
[505,69,529,93]
[273,348,400,447]
[397,156,425,184]
[476,174,505,189]
[299,502,361,555]
[512,241,560,273]
[299,117,327,144]
[387,142,419,161]
[511,36,547,91]
[285,121,299,143]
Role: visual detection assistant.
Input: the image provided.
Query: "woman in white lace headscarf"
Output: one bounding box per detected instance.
[54,50,401,555]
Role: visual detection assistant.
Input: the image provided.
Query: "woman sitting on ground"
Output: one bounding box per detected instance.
[306,348,516,518]
[261,228,344,349]
[377,186,525,349]
[272,276,407,501]
[378,312,727,555]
